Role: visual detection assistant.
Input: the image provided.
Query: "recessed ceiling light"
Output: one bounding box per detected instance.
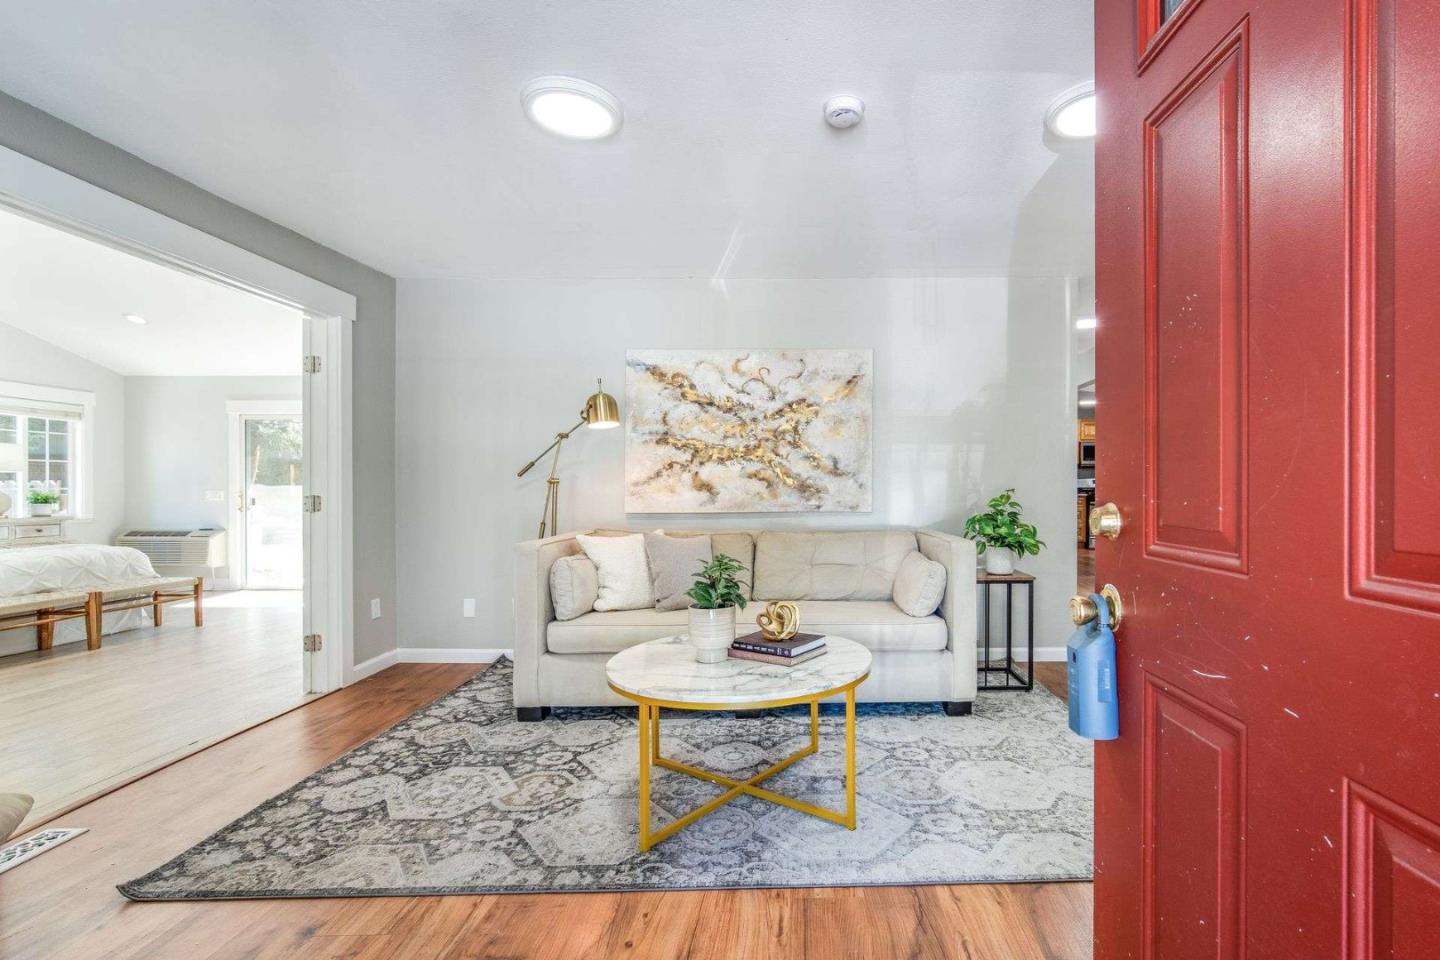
[522,76,622,140]
[1075,315,1097,330]
[122,313,148,325]
[1046,82,1097,139]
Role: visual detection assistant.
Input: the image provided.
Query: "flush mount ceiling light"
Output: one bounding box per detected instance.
[1046,82,1097,139]
[122,313,148,325]
[1075,315,1098,330]
[522,76,622,140]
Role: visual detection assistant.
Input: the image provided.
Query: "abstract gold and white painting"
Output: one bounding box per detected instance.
[624,349,873,513]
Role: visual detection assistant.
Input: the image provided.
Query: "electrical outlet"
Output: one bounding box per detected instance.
[463,598,476,618]
[370,598,382,620]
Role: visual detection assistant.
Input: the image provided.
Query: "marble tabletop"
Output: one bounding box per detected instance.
[605,635,872,705]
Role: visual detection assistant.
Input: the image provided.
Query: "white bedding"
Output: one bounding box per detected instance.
[0,542,158,651]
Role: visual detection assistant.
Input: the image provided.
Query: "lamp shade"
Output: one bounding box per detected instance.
[584,379,620,428]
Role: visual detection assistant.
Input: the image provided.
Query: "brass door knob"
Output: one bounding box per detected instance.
[1089,502,1123,540]
[1070,583,1124,630]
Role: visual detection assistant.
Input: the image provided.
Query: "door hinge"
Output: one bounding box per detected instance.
[303,634,323,652]
[303,355,322,374]
[303,494,322,513]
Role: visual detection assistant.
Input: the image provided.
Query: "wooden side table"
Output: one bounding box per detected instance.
[977,569,1034,691]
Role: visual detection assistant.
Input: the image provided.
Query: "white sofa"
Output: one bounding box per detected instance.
[513,527,978,719]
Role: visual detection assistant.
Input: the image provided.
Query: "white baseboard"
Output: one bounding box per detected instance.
[349,649,399,682]
[981,646,1068,663]
[398,647,512,664]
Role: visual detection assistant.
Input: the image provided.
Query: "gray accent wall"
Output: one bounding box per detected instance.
[0,92,398,665]
[396,277,1079,660]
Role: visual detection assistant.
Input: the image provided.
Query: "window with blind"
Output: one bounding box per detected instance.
[0,383,91,518]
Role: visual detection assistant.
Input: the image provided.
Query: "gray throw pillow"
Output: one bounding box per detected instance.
[644,532,713,611]
[550,554,599,621]
[893,550,947,617]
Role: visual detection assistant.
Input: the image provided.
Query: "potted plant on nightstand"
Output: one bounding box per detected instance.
[964,488,1045,575]
[27,490,60,518]
[686,554,749,663]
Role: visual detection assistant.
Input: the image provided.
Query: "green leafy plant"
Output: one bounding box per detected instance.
[26,490,60,505]
[686,553,750,610]
[963,489,1044,556]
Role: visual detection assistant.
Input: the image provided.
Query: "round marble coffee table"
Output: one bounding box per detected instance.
[606,635,871,851]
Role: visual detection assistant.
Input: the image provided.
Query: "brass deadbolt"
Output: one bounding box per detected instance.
[1089,502,1123,540]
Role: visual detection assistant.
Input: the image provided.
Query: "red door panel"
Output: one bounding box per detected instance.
[1095,0,1440,957]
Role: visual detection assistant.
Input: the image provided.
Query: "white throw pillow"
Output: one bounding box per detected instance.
[576,533,654,611]
[893,550,947,617]
[550,554,599,621]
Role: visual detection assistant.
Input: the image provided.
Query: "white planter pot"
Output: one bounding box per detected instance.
[983,548,1017,576]
[29,503,54,517]
[688,606,736,663]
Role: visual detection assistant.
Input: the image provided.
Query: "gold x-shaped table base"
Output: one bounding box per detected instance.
[626,682,862,852]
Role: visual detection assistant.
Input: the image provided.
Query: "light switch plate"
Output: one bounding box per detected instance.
[463,599,476,618]
[203,490,225,502]
[370,598,382,620]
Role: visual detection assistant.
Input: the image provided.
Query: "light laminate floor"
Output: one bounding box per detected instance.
[0,661,1089,960]
[0,590,306,832]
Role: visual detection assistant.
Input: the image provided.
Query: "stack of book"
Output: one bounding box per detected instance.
[728,630,827,666]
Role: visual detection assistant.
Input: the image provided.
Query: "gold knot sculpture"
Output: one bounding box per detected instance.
[756,601,800,641]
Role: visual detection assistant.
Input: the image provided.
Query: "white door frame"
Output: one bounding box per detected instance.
[0,144,356,694]
[226,400,303,589]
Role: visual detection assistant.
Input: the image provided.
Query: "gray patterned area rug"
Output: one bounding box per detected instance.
[120,658,1091,900]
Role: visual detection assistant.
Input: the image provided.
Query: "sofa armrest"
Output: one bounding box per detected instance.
[513,531,584,708]
[917,527,978,701]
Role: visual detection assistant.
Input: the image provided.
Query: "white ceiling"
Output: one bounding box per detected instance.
[0,0,1094,281]
[0,207,303,376]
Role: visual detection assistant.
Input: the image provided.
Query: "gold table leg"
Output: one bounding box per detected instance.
[635,693,859,852]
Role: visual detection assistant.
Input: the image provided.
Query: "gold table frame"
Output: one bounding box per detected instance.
[608,673,869,852]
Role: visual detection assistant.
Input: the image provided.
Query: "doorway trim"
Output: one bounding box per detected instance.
[0,143,356,694]
[226,400,303,590]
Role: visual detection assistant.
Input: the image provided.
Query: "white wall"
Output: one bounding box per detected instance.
[396,277,1079,662]
[124,376,301,584]
[0,321,126,544]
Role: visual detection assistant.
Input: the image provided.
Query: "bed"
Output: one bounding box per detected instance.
[0,542,159,649]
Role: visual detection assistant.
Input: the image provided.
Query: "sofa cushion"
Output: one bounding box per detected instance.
[644,532,712,611]
[893,550,947,617]
[575,533,653,611]
[549,555,598,621]
[546,599,945,655]
[753,530,918,601]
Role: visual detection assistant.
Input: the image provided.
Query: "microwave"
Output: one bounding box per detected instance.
[1078,440,1096,467]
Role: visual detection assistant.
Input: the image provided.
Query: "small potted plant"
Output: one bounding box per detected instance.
[686,553,749,663]
[27,489,61,518]
[964,488,1044,575]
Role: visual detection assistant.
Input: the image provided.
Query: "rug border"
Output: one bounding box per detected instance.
[118,658,1092,902]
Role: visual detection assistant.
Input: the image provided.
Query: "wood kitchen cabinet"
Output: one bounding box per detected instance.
[1077,419,1096,441]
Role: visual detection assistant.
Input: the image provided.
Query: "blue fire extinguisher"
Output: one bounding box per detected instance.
[1067,591,1119,740]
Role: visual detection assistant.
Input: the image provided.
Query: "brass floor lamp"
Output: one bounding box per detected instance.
[515,379,620,538]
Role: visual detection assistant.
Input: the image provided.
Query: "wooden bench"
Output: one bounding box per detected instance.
[0,576,203,652]
[0,590,95,650]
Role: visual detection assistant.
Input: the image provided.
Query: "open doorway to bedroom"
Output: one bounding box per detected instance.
[0,203,311,832]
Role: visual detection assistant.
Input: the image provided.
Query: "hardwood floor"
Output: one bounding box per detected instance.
[0,661,1089,960]
[0,590,306,832]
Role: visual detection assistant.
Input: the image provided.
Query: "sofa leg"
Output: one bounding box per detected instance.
[516,706,551,722]
[943,701,973,717]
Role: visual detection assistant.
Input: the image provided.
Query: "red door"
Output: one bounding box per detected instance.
[1095,0,1440,957]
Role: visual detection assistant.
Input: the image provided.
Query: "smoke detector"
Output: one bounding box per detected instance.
[824,95,865,129]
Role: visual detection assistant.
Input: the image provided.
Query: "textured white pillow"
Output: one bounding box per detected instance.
[892,550,947,617]
[576,533,654,611]
[550,554,599,621]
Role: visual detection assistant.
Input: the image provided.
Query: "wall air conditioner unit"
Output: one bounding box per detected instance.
[115,528,227,569]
